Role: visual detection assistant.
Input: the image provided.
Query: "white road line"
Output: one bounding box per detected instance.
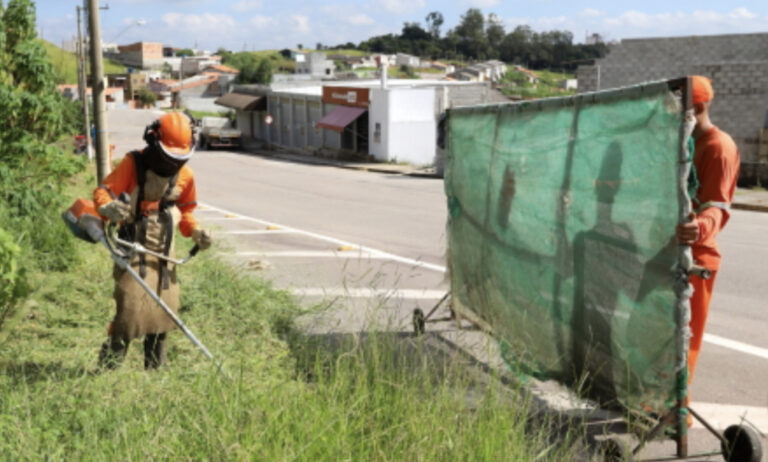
[235,250,389,259]
[704,333,768,361]
[290,288,448,299]
[223,230,297,235]
[202,202,768,365]
[201,216,251,221]
[199,202,447,273]
[691,402,768,433]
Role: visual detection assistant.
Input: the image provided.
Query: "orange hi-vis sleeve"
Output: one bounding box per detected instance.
[175,165,199,237]
[691,126,740,271]
[93,154,138,212]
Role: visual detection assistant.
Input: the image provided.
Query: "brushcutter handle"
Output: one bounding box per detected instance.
[118,192,131,204]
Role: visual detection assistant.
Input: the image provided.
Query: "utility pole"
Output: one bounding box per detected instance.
[87,0,110,183]
[76,5,93,161]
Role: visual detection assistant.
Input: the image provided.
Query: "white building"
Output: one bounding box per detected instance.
[395,53,420,68]
[218,79,509,171]
[295,52,334,78]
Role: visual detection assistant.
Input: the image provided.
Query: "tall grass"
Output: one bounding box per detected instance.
[0,176,583,460]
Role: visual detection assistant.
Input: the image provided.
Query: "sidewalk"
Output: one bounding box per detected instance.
[241,141,440,178]
[242,141,768,211]
[733,187,768,212]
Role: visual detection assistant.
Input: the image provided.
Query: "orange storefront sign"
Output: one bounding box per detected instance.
[322,86,370,108]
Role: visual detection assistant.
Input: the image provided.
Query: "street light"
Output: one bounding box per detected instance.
[109,19,146,43]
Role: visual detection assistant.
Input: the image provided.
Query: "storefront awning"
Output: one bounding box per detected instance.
[316,106,367,132]
[214,92,266,111]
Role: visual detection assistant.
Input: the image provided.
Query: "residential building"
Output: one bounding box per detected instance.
[395,53,420,68]
[181,55,222,77]
[295,52,334,78]
[220,79,509,172]
[115,41,164,69]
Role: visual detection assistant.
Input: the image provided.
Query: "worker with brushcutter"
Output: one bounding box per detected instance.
[94,112,212,369]
[676,76,740,389]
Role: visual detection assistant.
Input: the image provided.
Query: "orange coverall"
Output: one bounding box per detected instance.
[93,153,199,237]
[688,126,740,382]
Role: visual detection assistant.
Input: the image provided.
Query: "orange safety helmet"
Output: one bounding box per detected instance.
[143,112,196,175]
[155,112,195,159]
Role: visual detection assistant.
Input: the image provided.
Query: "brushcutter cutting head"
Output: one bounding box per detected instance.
[62,198,105,243]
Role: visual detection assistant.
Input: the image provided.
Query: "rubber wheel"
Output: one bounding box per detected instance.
[412,308,425,336]
[721,424,763,462]
[598,436,633,462]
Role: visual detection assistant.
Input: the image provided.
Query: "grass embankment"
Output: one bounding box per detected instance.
[41,39,126,85]
[0,169,580,460]
[499,68,576,100]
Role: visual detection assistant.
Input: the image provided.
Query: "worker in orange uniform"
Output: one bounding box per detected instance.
[676,76,740,385]
[94,112,212,369]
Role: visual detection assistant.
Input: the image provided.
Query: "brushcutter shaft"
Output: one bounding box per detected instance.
[112,252,226,375]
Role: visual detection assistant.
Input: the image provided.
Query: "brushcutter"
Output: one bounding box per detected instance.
[63,197,226,375]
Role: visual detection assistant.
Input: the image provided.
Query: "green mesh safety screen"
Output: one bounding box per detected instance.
[445,82,686,409]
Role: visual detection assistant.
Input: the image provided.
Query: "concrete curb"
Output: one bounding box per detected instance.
[732,202,768,213]
[241,145,442,179]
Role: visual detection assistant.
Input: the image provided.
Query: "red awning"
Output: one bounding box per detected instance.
[316,106,367,132]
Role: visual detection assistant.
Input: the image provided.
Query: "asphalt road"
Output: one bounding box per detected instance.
[109,109,767,459]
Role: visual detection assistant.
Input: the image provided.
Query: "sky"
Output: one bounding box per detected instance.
[34,0,768,52]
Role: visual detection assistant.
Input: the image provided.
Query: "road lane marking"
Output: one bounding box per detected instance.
[201,216,250,221]
[202,202,768,365]
[199,202,447,273]
[235,250,388,259]
[223,230,297,235]
[691,402,768,433]
[704,333,768,360]
[291,288,448,299]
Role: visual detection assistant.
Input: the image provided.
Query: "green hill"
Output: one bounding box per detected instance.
[41,39,126,85]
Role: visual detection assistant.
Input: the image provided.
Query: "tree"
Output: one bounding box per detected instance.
[297,44,303,50]
[401,22,430,42]
[136,87,157,108]
[0,0,84,274]
[453,8,488,59]
[425,11,444,38]
[176,48,194,57]
[486,13,505,58]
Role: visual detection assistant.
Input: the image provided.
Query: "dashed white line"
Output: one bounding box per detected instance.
[200,203,768,364]
[291,288,448,299]
[199,202,447,273]
[704,333,768,361]
[223,230,297,235]
[235,250,389,259]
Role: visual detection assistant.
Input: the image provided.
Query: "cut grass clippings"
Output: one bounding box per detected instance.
[0,171,582,460]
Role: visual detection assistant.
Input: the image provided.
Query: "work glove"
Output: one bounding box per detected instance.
[192,228,212,251]
[98,200,131,223]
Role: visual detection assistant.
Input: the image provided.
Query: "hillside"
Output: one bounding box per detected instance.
[41,39,125,85]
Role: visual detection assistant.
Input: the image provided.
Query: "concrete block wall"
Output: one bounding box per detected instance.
[577,33,768,183]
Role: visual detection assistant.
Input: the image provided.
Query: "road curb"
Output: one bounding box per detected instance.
[732,202,768,213]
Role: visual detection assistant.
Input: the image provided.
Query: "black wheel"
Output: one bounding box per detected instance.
[721,424,763,462]
[412,308,425,336]
[598,436,633,462]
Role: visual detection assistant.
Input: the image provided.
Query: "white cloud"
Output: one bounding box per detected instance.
[580,8,605,18]
[162,12,237,30]
[249,15,275,28]
[503,7,767,44]
[462,0,500,7]
[231,0,263,12]
[290,15,310,35]
[345,14,375,26]
[378,0,426,14]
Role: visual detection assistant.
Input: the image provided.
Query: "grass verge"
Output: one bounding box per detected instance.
[0,170,581,460]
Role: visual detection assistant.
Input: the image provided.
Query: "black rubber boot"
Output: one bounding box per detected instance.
[143,333,167,370]
[98,336,129,369]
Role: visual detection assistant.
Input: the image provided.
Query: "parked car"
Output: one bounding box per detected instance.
[198,116,241,150]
